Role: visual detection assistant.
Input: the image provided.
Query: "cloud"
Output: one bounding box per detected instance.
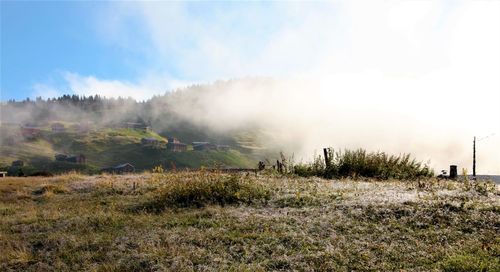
[33,71,193,101]
[97,2,342,80]
[63,72,157,101]
[32,83,63,99]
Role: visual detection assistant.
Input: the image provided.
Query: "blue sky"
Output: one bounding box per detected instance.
[1,1,153,100]
[1,1,499,105]
[3,1,497,100]
[1,1,339,100]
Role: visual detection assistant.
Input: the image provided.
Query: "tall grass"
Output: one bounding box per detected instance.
[141,173,271,211]
[295,148,433,180]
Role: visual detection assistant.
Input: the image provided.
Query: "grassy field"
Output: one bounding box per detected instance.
[1,172,498,271]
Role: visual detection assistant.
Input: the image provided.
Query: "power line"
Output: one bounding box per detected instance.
[477,133,496,141]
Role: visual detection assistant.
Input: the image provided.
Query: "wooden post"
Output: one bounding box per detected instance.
[473,136,476,178]
[449,165,457,180]
[323,148,329,166]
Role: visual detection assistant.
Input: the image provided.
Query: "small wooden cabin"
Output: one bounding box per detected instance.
[216,145,230,151]
[21,126,41,139]
[11,160,24,167]
[167,142,187,152]
[124,122,150,132]
[51,123,66,133]
[101,163,135,174]
[193,142,217,151]
[55,154,86,164]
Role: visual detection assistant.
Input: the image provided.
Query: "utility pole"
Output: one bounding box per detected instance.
[473,136,476,178]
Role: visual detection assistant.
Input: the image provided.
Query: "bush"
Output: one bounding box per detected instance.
[142,174,271,211]
[295,148,433,180]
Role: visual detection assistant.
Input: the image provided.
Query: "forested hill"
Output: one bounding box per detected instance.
[0,79,279,174]
[1,78,276,146]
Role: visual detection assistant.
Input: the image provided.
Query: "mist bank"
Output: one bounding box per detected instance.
[1,77,499,174]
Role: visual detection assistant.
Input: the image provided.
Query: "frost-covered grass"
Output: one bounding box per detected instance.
[0,172,498,271]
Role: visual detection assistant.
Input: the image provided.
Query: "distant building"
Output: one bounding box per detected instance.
[11,160,24,167]
[166,137,187,152]
[216,145,230,151]
[167,142,187,152]
[20,126,41,139]
[141,137,164,148]
[192,141,209,146]
[123,122,150,132]
[51,123,66,133]
[55,154,68,161]
[0,171,7,178]
[193,142,217,151]
[168,137,181,144]
[192,142,231,151]
[55,154,86,164]
[101,163,135,174]
[141,137,158,145]
[71,123,91,134]
[67,154,86,164]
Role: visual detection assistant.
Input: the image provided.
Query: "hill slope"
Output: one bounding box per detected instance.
[0,124,256,174]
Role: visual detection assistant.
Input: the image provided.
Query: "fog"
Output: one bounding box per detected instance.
[160,77,499,174]
[67,1,500,173]
[1,75,499,174]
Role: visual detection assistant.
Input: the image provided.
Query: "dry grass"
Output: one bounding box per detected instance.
[0,172,499,271]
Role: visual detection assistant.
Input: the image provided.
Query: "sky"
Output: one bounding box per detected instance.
[1,1,496,100]
[0,1,342,100]
[1,1,499,173]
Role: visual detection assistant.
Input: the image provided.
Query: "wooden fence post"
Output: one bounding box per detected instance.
[323,148,329,166]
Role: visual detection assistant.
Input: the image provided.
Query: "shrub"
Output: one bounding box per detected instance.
[295,148,434,180]
[32,184,68,197]
[294,155,325,177]
[142,174,271,211]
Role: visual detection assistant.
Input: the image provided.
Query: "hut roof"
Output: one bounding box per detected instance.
[115,163,134,169]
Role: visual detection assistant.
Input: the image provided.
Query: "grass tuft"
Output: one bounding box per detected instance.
[140,173,271,211]
[32,184,68,196]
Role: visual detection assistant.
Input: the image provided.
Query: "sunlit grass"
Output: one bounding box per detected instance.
[138,172,271,211]
[0,172,498,271]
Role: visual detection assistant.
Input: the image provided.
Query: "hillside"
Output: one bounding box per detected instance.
[0,123,257,175]
[1,172,498,270]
